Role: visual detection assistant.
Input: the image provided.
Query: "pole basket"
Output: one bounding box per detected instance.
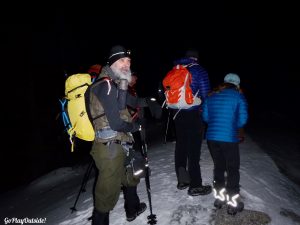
[147,214,157,224]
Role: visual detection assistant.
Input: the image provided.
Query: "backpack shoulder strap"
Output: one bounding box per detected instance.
[186,63,198,68]
[85,76,112,123]
[93,76,111,84]
[93,77,114,94]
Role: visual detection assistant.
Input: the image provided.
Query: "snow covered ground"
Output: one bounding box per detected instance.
[1,130,300,225]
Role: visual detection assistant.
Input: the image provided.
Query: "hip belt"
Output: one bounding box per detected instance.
[103,140,132,147]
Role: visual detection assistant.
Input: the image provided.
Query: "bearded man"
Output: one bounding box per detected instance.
[86,45,147,225]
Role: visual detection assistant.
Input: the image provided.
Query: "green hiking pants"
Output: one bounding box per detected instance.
[90,141,140,212]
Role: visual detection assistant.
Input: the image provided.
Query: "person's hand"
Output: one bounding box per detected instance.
[238,128,245,143]
[119,79,128,90]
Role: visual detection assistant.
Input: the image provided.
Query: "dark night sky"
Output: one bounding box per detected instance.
[24,3,299,122]
[1,3,299,192]
[27,3,299,95]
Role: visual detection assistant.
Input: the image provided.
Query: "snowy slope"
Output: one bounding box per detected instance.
[1,135,300,225]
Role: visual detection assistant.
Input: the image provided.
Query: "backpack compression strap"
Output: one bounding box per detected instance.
[67,83,90,94]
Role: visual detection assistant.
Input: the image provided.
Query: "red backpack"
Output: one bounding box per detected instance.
[162,64,201,111]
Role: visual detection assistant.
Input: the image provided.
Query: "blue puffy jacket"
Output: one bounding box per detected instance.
[173,57,211,110]
[202,87,248,143]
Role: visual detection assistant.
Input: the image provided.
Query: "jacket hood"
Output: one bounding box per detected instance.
[98,65,118,81]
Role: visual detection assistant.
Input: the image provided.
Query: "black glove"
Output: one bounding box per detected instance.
[131,122,141,133]
[131,153,147,179]
[124,147,135,166]
[123,147,147,179]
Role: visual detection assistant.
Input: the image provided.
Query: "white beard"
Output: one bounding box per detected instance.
[111,65,132,83]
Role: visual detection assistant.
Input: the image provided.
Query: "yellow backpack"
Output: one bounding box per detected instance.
[60,73,95,152]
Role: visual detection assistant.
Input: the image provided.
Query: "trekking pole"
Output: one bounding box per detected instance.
[139,125,157,225]
[70,160,94,213]
[164,110,171,144]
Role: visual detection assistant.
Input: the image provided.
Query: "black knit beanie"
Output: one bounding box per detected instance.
[107,45,131,66]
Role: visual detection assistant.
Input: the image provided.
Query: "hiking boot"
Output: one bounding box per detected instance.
[227,202,244,215]
[126,202,147,222]
[214,199,226,209]
[188,185,212,196]
[177,182,189,190]
[213,187,227,209]
[226,194,244,215]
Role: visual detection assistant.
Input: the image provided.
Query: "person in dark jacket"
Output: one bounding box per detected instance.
[86,45,147,225]
[172,49,212,196]
[202,73,248,215]
[127,73,145,155]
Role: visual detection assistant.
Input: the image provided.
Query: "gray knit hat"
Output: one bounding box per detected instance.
[224,73,240,87]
